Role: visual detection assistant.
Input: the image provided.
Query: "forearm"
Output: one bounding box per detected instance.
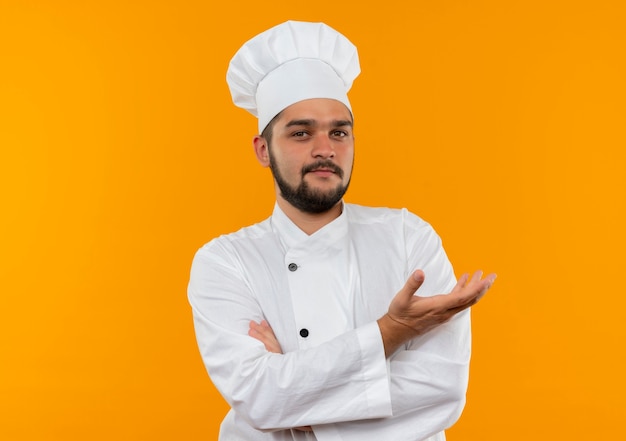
[232,310,470,432]
[314,312,471,441]
[193,309,393,431]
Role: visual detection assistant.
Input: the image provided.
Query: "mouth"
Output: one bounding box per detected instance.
[308,168,336,178]
[311,167,335,173]
[303,162,343,178]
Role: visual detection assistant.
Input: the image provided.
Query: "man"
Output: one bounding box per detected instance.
[188,20,496,441]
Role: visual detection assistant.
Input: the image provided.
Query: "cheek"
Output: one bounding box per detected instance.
[341,149,355,173]
[274,154,304,179]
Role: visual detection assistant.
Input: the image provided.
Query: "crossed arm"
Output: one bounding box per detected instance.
[248,269,496,433]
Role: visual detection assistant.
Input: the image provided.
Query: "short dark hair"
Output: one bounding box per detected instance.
[260,111,282,146]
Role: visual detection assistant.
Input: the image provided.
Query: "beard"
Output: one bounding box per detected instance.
[268,151,351,214]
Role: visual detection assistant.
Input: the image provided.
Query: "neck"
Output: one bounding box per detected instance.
[276,197,343,235]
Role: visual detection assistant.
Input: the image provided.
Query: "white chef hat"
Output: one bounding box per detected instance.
[226,20,361,133]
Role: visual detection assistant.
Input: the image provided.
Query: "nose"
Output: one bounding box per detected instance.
[311,135,335,159]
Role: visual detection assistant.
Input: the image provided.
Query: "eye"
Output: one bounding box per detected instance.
[332,130,349,138]
[291,131,309,138]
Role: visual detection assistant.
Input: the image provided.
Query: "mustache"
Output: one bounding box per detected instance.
[302,161,344,178]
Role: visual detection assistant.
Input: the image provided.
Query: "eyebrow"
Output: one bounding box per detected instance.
[285,119,353,128]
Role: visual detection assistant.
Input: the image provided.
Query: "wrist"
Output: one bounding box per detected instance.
[377,314,417,357]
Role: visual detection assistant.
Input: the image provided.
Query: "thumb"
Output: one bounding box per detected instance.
[398,270,425,300]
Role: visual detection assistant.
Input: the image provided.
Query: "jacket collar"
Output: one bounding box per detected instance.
[270,202,348,253]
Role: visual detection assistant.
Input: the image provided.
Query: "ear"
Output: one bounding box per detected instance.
[253,135,271,167]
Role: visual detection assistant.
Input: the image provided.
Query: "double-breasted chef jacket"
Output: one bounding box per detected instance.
[188,203,471,441]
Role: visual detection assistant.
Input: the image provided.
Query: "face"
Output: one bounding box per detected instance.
[255,98,355,214]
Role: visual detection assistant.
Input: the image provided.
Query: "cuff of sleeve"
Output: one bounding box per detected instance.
[356,321,393,418]
[313,323,392,441]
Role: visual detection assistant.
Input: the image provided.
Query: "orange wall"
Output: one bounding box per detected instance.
[1,1,625,439]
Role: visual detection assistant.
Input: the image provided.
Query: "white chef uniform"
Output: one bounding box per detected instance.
[188,203,471,440]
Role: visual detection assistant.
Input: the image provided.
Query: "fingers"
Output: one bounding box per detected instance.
[476,273,497,302]
[248,321,260,338]
[450,270,497,307]
[470,270,497,287]
[467,271,497,295]
[449,273,469,295]
[248,320,272,339]
[398,270,425,301]
[483,272,497,287]
[249,320,283,353]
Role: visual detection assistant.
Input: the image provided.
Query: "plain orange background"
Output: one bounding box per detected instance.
[1,0,625,439]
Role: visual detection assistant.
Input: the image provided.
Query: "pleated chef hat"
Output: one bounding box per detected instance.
[226,21,361,133]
